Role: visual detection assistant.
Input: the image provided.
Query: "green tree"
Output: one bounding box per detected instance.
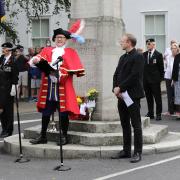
[0,0,71,43]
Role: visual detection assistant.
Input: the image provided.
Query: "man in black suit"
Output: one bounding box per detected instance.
[0,42,19,138]
[112,34,145,163]
[143,39,164,121]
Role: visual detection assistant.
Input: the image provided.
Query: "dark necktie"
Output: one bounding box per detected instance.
[148,51,151,64]
[1,57,6,67]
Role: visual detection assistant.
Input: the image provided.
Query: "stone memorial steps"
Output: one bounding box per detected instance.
[66,117,150,133]
[4,132,180,159]
[3,116,180,159]
[23,123,168,145]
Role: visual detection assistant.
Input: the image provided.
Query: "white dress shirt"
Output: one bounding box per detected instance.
[51,45,65,69]
[164,55,174,79]
[4,54,11,65]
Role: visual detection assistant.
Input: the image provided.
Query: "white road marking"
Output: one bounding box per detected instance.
[19,112,38,115]
[0,119,41,127]
[0,141,3,143]
[14,119,41,125]
[94,155,180,180]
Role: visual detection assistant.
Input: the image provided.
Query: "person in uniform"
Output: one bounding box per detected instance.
[143,39,164,121]
[112,34,144,163]
[0,42,19,138]
[29,24,85,145]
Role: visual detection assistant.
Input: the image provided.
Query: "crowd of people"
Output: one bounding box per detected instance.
[138,39,180,118]
[0,21,85,148]
[1,28,180,164]
[112,35,180,163]
[15,46,42,102]
[0,43,43,138]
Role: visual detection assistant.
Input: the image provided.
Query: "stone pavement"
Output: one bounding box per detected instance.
[16,100,36,114]
[6,81,180,159]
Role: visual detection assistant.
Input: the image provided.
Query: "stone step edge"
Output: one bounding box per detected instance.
[3,132,180,159]
[68,117,149,124]
[68,124,168,136]
[25,123,167,136]
[24,124,168,144]
[67,117,150,132]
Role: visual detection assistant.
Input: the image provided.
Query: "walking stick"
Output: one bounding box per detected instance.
[14,84,30,163]
[53,57,71,171]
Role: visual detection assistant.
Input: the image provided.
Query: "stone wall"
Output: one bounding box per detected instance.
[70,0,125,121]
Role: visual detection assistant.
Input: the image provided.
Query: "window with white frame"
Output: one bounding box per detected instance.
[31,18,49,48]
[144,14,165,53]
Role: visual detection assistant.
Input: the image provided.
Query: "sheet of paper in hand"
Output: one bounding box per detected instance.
[35,59,55,76]
[121,91,134,107]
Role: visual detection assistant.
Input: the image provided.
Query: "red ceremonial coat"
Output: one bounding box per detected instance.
[35,47,85,116]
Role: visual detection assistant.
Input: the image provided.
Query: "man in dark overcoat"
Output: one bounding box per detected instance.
[112,34,145,163]
[143,39,164,120]
[0,42,19,138]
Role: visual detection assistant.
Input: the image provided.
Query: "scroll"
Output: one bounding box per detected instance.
[35,59,55,76]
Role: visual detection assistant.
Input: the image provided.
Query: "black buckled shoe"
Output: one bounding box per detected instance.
[145,113,154,119]
[29,136,47,145]
[111,150,131,159]
[0,133,9,138]
[130,153,141,163]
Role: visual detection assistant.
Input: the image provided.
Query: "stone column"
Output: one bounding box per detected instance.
[70,0,125,121]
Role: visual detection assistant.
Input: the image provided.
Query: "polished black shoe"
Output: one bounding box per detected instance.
[156,115,162,121]
[0,133,9,138]
[29,136,47,144]
[57,136,69,146]
[111,150,131,159]
[130,153,141,163]
[145,113,154,119]
[0,131,6,137]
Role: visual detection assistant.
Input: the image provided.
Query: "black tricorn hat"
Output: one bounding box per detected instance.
[52,28,71,42]
[146,38,155,44]
[1,42,13,49]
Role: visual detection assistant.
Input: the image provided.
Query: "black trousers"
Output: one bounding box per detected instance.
[118,98,142,154]
[165,79,174,114]
[0,96,14,135]
[41,101,69,137]
[41,112,69,138]
[144,82,162,116]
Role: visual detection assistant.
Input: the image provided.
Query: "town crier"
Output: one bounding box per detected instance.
[29,20,85,145]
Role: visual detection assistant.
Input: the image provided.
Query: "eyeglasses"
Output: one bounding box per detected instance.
[55,36,66,40]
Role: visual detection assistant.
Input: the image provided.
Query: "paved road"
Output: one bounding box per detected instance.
[0,95,180,180]
[0,147,180,180]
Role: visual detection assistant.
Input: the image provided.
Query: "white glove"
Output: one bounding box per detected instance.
[49,75,58,83]
[10,84,17,96]
[28,56,40,67]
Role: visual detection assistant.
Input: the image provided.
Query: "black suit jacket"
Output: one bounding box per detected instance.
[172,53,180,81]
[143,50,164,84]
[113,48,145,99]
[0,55,19,107]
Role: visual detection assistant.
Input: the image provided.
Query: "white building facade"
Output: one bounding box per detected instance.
[1,0,180,54]
[0,2,69,53]
[122,0,180,53]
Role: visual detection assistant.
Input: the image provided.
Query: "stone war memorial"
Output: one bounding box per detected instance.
[4,0,180,159]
